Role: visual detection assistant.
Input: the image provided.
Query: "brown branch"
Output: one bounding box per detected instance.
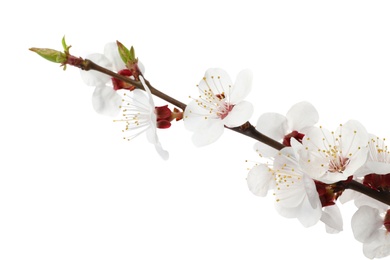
[344,180,390,206]
[76,58,390,206]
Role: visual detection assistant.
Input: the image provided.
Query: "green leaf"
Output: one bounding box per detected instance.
[129,46,135,61]
[116,40,130,65]
[29,48,67,63]
[62,36,67,50]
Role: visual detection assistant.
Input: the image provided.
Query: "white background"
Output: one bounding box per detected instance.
[2,1,390,259]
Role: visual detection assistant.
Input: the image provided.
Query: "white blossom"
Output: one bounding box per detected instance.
[80,42,144,116]
[184,68,253,146]
[255,101,319,156]
[247,147,322,227]
[298,120,369,184]
[352,205,390,259]
[355,134,390,177]
[114,77,168,160]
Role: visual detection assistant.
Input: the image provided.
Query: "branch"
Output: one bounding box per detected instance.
[229,122,285,151]
[80,59,187,111]
[58,54,390,206]
[345,180,390,206]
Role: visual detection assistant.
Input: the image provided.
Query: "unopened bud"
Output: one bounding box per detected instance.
[29,48,67,64]
[117,40,136,65]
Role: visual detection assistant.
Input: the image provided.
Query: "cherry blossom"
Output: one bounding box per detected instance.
[247,147,322,227]
[254,101,319,156]
[352,205,390,259]
[297,120,369,184]
[355,135,390,177]
[80,42,144,116]
[114,77,168,160]
[184,68,253,146]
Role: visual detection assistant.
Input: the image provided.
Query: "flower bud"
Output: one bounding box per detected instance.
[29,48,67,64]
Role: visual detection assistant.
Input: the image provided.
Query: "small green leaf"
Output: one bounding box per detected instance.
[129,46,135,61]
[116,40,130,65]
[29,48,67,63]
[62,36,67,50]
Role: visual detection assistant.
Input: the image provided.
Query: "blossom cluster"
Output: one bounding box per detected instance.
[247,104,390,259]
[30,40,390,259]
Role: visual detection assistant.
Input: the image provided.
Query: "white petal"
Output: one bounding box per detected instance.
[274,201,302,218]
[229,69,252,104]
[299,126,336,183]
[272,147,295,168]
[104,42,126,72]
[354,194,389,211]
[198,68,232,98]
[144,127,169,160]
[256,113,288,141]
[343,146,368,177]
[304,126,334,151]
[183,100,212,131]
[253,142,278,157]
[191,120,224,147]
[290,138,304,157]
[286,101,319,131]
[354,163,375,177]
[298,130,331,181]
[363,231,390,259]
[337,120,369,157]
[154,141,169,160]
[296,195,322,228]
[138,61,146,74]
[247,164,275,197]
[351,206,383,243]
[223,101,253,127]
[92,85,121,116]
[321,205,343,234]
[365,161,390,175]
[339,189,358,204]
[80,53,112,86]
[139,76,155,107]
[302,173,320,209]
[145,125,157,144]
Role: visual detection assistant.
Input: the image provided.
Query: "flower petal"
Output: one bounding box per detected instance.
[321,205,343,234]
[354,193,389,211]
[351,206,383,243]
[363,231,390,259]
[286,101,319,131]
[191,119,224,147]
[247,164,274,197]
[80,53,112,86]
[154,142,169,160]
[223,101,253,127]
[198,68,232,98]
[138,61,146,74]
[296,194,322,228]
[104,42,126,72]
[253,142,278,157]
[92,85,122,116]
[183,100,212,131]
[256,113,288,141]
[337,120,369,156]
[229,69,252,104]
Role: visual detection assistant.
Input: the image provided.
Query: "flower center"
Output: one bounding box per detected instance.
[218,103,234,119]
[328,155,350,173]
